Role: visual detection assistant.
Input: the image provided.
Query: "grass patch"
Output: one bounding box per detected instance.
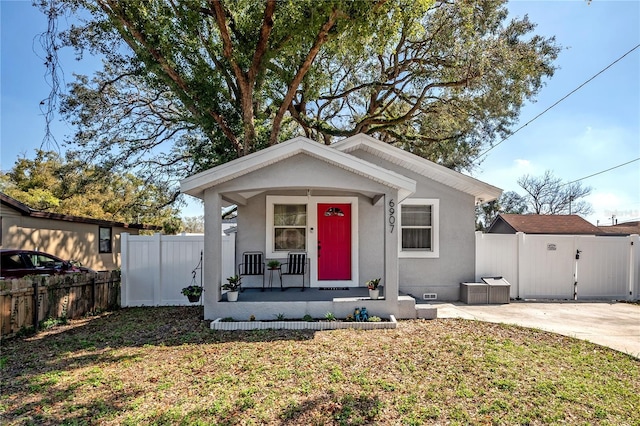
[1,306,638,425]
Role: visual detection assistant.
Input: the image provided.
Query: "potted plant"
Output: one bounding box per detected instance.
[267,260,281,269]
[222,275,241,302]
[366,278,381,299]
[181,285,203,303]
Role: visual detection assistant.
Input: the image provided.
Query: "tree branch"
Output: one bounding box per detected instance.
[269,8,340,146]
[98,0,242,154]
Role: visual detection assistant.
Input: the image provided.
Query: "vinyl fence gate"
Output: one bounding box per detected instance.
[475,232,639,301]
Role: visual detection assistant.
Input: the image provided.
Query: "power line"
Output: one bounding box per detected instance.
[563,157,640,186]
[478,43,640,158]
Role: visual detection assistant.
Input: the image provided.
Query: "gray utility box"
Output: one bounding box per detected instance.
[460,283,488,305]
[481,277,511,304]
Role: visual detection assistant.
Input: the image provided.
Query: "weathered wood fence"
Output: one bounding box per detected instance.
[0,271,120,338]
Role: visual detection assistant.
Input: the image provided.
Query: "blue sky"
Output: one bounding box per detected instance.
[2,0,639,225]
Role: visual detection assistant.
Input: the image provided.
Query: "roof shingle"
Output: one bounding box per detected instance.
[488,214,601,234]
[598,221,640,235]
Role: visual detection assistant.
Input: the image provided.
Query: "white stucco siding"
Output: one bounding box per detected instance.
[216,153,402,199]
[235,193,388,290]
[349,149,477,300]
[358,195,385,286]
[182,138,416,201]
[217,153,399,290]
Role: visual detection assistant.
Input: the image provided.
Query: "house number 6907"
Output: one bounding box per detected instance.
[388,199,395,233]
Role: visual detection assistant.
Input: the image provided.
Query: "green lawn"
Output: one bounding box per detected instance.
[1,306,638,425]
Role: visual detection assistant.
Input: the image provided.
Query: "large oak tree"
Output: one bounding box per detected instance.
[40,0,560,201]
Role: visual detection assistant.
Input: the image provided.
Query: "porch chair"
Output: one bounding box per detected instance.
[237,251,265,291]
[280,251,308,291]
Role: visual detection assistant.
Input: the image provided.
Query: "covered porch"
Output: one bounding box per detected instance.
[180,137,417,321]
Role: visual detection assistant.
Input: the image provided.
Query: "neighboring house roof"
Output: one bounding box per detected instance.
[333,134,502,203]
[598,221,640,236]
[487,214,602,235]
[0,192,160,230]
[181,134,502,203]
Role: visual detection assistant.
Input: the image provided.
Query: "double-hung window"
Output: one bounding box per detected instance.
[399,198,439,258]
[99,227,112,253]
[266,196,308,256]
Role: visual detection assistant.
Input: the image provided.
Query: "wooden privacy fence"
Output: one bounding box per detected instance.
[0,271,120,338]
[476,232,640,301]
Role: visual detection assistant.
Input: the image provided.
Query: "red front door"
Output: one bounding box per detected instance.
[317,203,351,280]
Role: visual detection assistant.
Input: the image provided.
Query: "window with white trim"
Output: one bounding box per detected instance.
[399,199,439,258]
[265,196,309,258]
[273,204,307,251]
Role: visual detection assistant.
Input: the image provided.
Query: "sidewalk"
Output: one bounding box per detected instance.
[434,301,640,358]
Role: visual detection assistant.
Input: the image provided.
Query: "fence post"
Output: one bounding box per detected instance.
[153,233,162,306]
[630,234,639,300]
[91,275,97,313]
[32,279,39,332]
[474,231,481,281]
[516,232,525,300]
[121,232,129,307]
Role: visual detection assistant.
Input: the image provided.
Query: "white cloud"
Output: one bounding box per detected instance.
[585,191,640,226]
[514,159,531,168]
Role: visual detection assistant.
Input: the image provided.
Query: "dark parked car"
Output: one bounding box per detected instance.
[0,249,94,279]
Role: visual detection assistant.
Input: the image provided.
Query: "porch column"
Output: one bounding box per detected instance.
[203,189,222,320]
[384,190,400,302]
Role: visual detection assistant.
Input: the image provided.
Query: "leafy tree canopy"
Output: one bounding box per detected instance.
[40,0,560,202]
[476,190,527,231]
[0,150,182,233]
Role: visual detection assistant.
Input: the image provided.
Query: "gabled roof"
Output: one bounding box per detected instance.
[0,192,160,230]
[488,214,601,235]
[181,136,417,200]
[598,221,640,236]
[332,134,502,203]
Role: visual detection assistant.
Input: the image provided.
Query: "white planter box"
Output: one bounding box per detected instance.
[211,315,397,331]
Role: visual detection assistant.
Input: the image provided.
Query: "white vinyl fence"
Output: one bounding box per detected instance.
[121,233,236,306]
[476,232,640,301]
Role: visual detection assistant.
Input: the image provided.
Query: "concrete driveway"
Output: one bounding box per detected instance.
[435,301,640,358]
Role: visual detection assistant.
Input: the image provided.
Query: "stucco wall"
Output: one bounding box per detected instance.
[219,153,392,289]
[1,212,138,270]
[358,196,385,285]
[350,150,477,301]
[214,150,476,300]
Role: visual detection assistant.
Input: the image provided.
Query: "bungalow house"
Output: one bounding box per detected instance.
[487,214,602,235]
[180,134,502,320]
[0,192,159,271]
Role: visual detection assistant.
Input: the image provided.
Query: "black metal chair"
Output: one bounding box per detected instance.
[280,251,308,291]
[237,251,265,291]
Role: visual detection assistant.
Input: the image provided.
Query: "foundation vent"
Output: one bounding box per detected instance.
[422,293,437,300]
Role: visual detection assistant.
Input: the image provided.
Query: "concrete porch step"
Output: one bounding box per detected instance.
[416,304,438,320]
